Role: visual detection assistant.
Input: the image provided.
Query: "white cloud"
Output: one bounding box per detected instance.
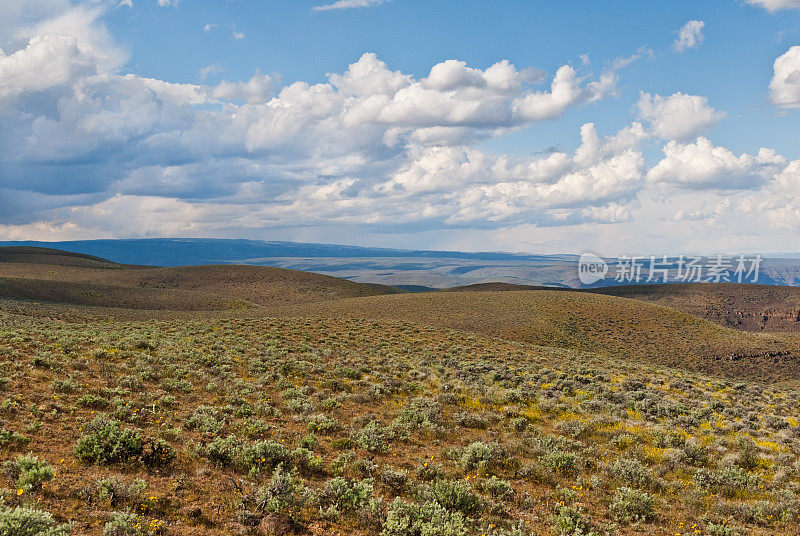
[157,0,179,6]
[770,46,800,109]
[378,122,645,227]
[746,0,800,11]
[647,137,786,190]
[11,1,126,71]
[0,21,630,235]
[637,92,725,141]
[203,23,216,32]
[210,72,273,103]
[313,0,387,12]
[511,65,615,122]
[0,34,96,99]
[672,20,705,53]
[198,63,223,80]
[3,0,799,253]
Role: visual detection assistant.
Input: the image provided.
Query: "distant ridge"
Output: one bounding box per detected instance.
[0,238,566,265]
[3,239,800,289]
[0,246,124,268]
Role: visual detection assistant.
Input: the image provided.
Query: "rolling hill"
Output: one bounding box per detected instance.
[591,283,800,332]
[8,238,800,289]
[0,246,125,269]
[0,247,403,310]
[3,246,800,382]
[2,246,800,536]
[281,290,800,383]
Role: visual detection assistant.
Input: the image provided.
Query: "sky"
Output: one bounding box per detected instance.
[0,0,799,256]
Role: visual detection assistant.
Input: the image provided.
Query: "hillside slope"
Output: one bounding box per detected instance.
[0,247,403,310]
[282,290,800,382]
[1,310,798,536]
[0,246,124,268]
[590,283,800,332]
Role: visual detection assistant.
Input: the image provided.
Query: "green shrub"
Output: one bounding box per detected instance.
[477,476,514,500]
[3,454,55,491]
[734,437,759,470]
[380,466,410,494]
[0,504,72,536]
[286,397,315,414]
[707,522,742,536]
[417,461,446,482]
[318,477,374,516]
[509,417,529,432]
[382,498,468,536]
[729,491,798,525]
[76,394,110,408]
[454,411,490,429]
[609,458,652,488]
[539,450,578,475]
[395,397,441,429]
[351,420,396,453]
[184,405,225,435]
[458,441,508,473]
[51,376,80,393]
[305,414,340,434]
[103,511,146,536]
[419,479,482,516]
[201,434,241,467]
[74,417,143,464]
[291,447,324,475]
[694,467,758,497]
[550,506,598,536]
[608,487,653,524]
[0,429,29,449]
[94,477,147,507]
[259,464,311,520]
[140,438,176,468]
[243,440,291,472]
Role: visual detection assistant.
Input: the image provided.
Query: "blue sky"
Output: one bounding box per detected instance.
[104,0,798,156]
[1,0,799,255]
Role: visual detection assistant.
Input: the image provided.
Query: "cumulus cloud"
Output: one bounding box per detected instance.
[746,0,800,11]
[0,0,634,239]
[637,92,725,141]
[313,0,387,12]
[647,137,785,189]
[0,34,97,99]
[770,46,800,109]
[3,0,797,251]
[379,122,646,226]
[210,72,274,103]
[672,20,705,53]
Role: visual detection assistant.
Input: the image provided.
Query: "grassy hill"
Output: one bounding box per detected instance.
[2,249,800,536]
[0,246,125,269]
[442,282,554,292]
[0,247,403,310]
[590,283,800,332]
[282,290,800,383]
[444,281,800,333]
[0,311,798,536]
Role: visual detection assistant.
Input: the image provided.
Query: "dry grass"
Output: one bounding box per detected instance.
[0,310,798,536]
